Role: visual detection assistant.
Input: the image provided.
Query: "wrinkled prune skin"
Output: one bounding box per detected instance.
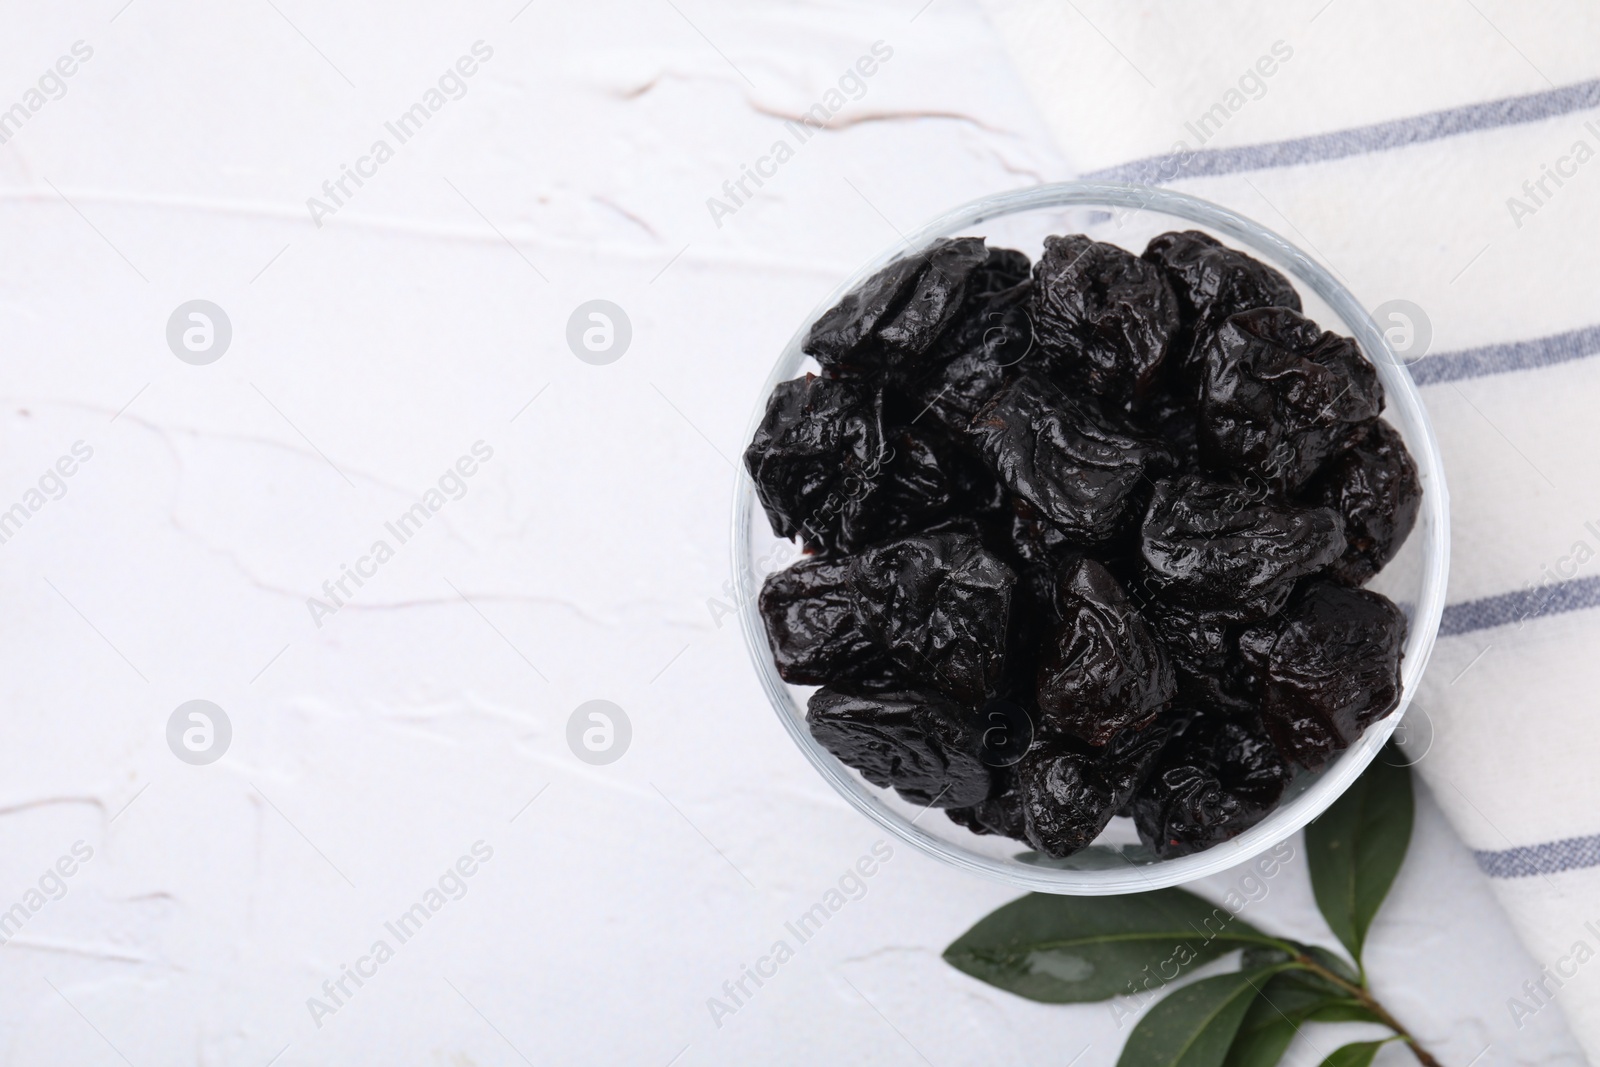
[972,247,1033,297]
[871,426,973,541]
[1198,307,1384,492]
[1143,600,1250,708]
[1140,475,1345,618]
[807,687,993,808]
[1300,419,1421,586]
[1142,230,1301,379]
[744,374,887,554]
[1032,234,1179,401]
[1131,377,1203,473]
[1006,497,1081,566]
[1131,710,1290,858]
[805,237,990,375]
[971,374,1175,544]
[945,765,1027,838]
[851,532,1017,706]
[895,280,1035,434]
[1240,582,1406,769]
[1035,559,1176,746]
[757,558,879,685]
[1018,725,1168,858]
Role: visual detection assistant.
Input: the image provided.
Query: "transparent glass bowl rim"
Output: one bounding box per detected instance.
[730,181,1451,894]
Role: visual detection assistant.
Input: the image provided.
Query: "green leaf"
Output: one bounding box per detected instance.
[1223,972,1367,1067]
[1305,747,1414,963]
[942,889,1284,1003]
[1317,1041,1386,1067]
[1119,968,1282,1067]
[1304,1001,1381,1025]
[1223,1010,1297,1067]
[1297,944,1362,988]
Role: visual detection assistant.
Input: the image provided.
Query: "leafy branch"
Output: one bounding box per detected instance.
[943,749,1442,1067]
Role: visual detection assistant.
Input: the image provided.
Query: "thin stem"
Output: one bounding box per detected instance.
[1291,953,1445,1067]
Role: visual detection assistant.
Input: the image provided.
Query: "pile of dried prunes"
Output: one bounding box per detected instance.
[746,230,1420,860]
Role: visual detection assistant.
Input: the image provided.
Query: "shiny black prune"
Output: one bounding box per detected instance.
[871,426,973,540]
[1018,725,1168,858]
[1006,498,1080,566]
[1032,234,1178,401]
[945,765,1027,839]
[1140,475,1345,618]
[1035,558,1175,746]
[744,374,888,554]
[807,687,993,808]
[895,280,1035,434]
[1143,600,1250,708]
[804,237,990,375]
[970,373,1175,544]
[1300,419,1421,587]
[1131,709,1290,858]
[1131,376,1203,473]
[757,557,878,685]
[1143,230,1301,378]
[971,247,1032,297]
[851,531,1018,706]
[1239,582,1406,768]
[1198,307,1384,492]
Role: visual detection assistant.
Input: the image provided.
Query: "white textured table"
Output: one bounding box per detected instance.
[0,1,1584,1064]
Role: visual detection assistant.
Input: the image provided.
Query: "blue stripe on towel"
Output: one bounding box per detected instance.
[1084,78,1600,184]
[1474,834,1600,878]
[1440,575,1600,637]
[1413,323,1600,386]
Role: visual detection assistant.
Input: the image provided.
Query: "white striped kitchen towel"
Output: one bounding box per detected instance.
[977,0,1600,1058]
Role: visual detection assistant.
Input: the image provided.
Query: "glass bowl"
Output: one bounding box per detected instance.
[730,182,1450,894]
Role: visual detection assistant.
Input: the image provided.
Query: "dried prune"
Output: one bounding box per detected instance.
[1131,710,1290,858]
[945,790,1026,839]
[851,531,1018,706]
[1143,230,1301,378]
[971,246,1032,297]
[1018,725,1168,858]
[1198,307,1383,491]
[1143,600,1250,708]
[757,557,878,685]
[1032,234,1178,400]
[894,280,1035,434]
[1006,498,1080,566]
[1239,582,1405,768]
[807,687,993,808]
[1035,559,1175,746]
[872,426,970,539]
[744,374,888,554]
[1300,419,1421,586]
[805,237,990,375]
[1140,475,1345,618]
[971,373,1175,543]
[945,764,1027,838]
